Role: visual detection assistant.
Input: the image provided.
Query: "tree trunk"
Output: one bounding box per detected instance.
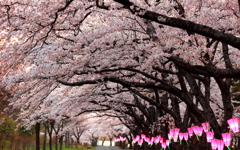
[102,137,106,146]
[49,132,52,150]
[76,137,80,144]
[15,141,20,150]
[66,132,71,148]
[59,135,64,150]
[48,121,54,150]
[55,135,58,150]
[237,137,240,150]
[23,143,26,150]
[65,132,68,148]
[70,137,74,148]
[35,122,40,150]
[43,123,47,150]
[109,137,113,146]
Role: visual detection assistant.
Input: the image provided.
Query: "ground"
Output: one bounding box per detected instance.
[95,146,132,150]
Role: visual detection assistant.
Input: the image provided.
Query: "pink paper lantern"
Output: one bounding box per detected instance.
[148,139,153,145]
[154,136,160,144]
[174,128,180,135]
[165,140,170,146]
[222,133,232,147]
[211,139,218,150]
[150,137,154,143]
[161,142,167,148]
[217,140,225,150]
[146,137,153,145]
[160,137,164,143]
[151,137,154,145]
[192,126,203,136]
[120,136,126,141]
[169,128,180,142]
[168,133,172,140]
[192,126,198,133]
[187,127,193,137]
[179,133,184,141]
[144,137,150,142]
[169,129,174,137]
[206,132,214,143]
[178,133,184,145]
[201,122,210,132]
[173,128,180,142]
[183,133,189,141]
[144,137,150,143]
[115,138,119,142]
[138,138,143,146]
[133,135,140,143]
[227,117,239,133]
[173,136,178,142]
[141,134,146,139]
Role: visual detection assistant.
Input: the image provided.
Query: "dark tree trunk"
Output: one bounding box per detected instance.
[237,137,240,150]
[65,132,70,148]
[35,122,40,150]
[102,137,106,146]
[55,135,58,150]
[47,121,54,150]
[109,137,113,146]
[76,137,80,144]
[43,123,47,150]
[59,135,64,150]
[49,131,52,150]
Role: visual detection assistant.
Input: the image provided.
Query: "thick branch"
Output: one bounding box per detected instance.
[169,57,240,78]
[113,0,240,49]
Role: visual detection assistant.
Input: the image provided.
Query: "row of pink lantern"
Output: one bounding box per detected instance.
[115,136,127,142]
[132,134,171,149]
[130,117,239,150]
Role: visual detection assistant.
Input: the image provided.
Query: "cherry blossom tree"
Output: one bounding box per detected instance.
[0,0,240,149]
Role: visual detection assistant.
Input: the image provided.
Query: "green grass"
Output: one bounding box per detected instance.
[115,146,122,149]
[1,145,96,150]
[41,145,96,150]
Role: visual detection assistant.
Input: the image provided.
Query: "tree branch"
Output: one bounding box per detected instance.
[113,0,240,49]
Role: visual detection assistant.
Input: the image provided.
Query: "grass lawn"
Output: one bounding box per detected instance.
[41,145,96,150]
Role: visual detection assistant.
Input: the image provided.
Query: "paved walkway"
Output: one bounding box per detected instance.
[95,146,132,150]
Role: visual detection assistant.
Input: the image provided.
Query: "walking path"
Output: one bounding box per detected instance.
[95,146,132,150]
